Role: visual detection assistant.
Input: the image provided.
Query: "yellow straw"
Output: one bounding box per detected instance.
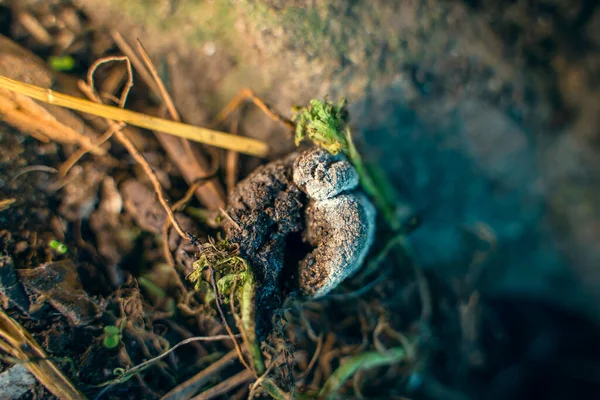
[0,75,269,157]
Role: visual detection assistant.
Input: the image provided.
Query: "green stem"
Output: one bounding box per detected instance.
[318,347,406,399]
[240,271,266,374]
[344,127,398,230]
[261,378,289,400]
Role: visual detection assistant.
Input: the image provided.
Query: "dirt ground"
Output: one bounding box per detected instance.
[1,0,600,399]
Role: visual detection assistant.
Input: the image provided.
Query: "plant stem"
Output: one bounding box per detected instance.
[318,347,406,399]
[344,127,398,230]
[240,271,265,375]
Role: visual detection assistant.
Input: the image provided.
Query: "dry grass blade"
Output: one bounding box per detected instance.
[0,75,269,157]
[212,88,294,131]
[77,81,189,240]
[161,350,238,400]
[129,37,226,209]
[0,87,103,154]
[0,198,16,211]
[0,309,86,400]
[190,368,254,400]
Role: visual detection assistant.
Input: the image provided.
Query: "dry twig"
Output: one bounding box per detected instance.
[110,34,226,209]
[161,350,238,400]
[212,88,294,131]
[190,368,254,400]
[77,79,189,239]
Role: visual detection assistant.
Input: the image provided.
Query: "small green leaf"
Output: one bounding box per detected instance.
[103,325,120,335]
[103,334,120,349]
[48,55,75,72]
[49,240,68,254]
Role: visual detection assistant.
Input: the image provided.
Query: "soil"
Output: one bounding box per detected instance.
[1,0,600,399]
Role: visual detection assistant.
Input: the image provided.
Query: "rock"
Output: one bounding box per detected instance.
[0,364,35,400]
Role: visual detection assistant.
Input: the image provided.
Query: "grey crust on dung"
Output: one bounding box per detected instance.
[293,147,359,200]
[299,192,376,298]
[225,147,376,337]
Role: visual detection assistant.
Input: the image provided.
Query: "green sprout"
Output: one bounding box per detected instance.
[293,98,349,154]
[318,347,406,399]
[188,238,265,374]
[293,99,401,230]
[48,55,75,72]
[49,240,68,254]
[102,325,121,349]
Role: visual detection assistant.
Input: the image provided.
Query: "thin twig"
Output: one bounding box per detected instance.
[190,368,254,400]
[10,165,57,182]
[133,39,194,165]
[219,207,241,232]
[59,122,125,177]
[86,56,134,108]
[78,81,189,239]
[212,88,294,131]
[109,31,159,95]
[297,334,323,381]
[135,40,180,121]
[162,178,211,268]
[119,334,238,378]
[161,350,239,400]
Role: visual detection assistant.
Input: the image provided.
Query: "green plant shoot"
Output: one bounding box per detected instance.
[48,55,75,72]
[293,99,401,230]
[102,325,121,349]
[319,347,405,399]
[49,240,68,254]
[188,238,265,374]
